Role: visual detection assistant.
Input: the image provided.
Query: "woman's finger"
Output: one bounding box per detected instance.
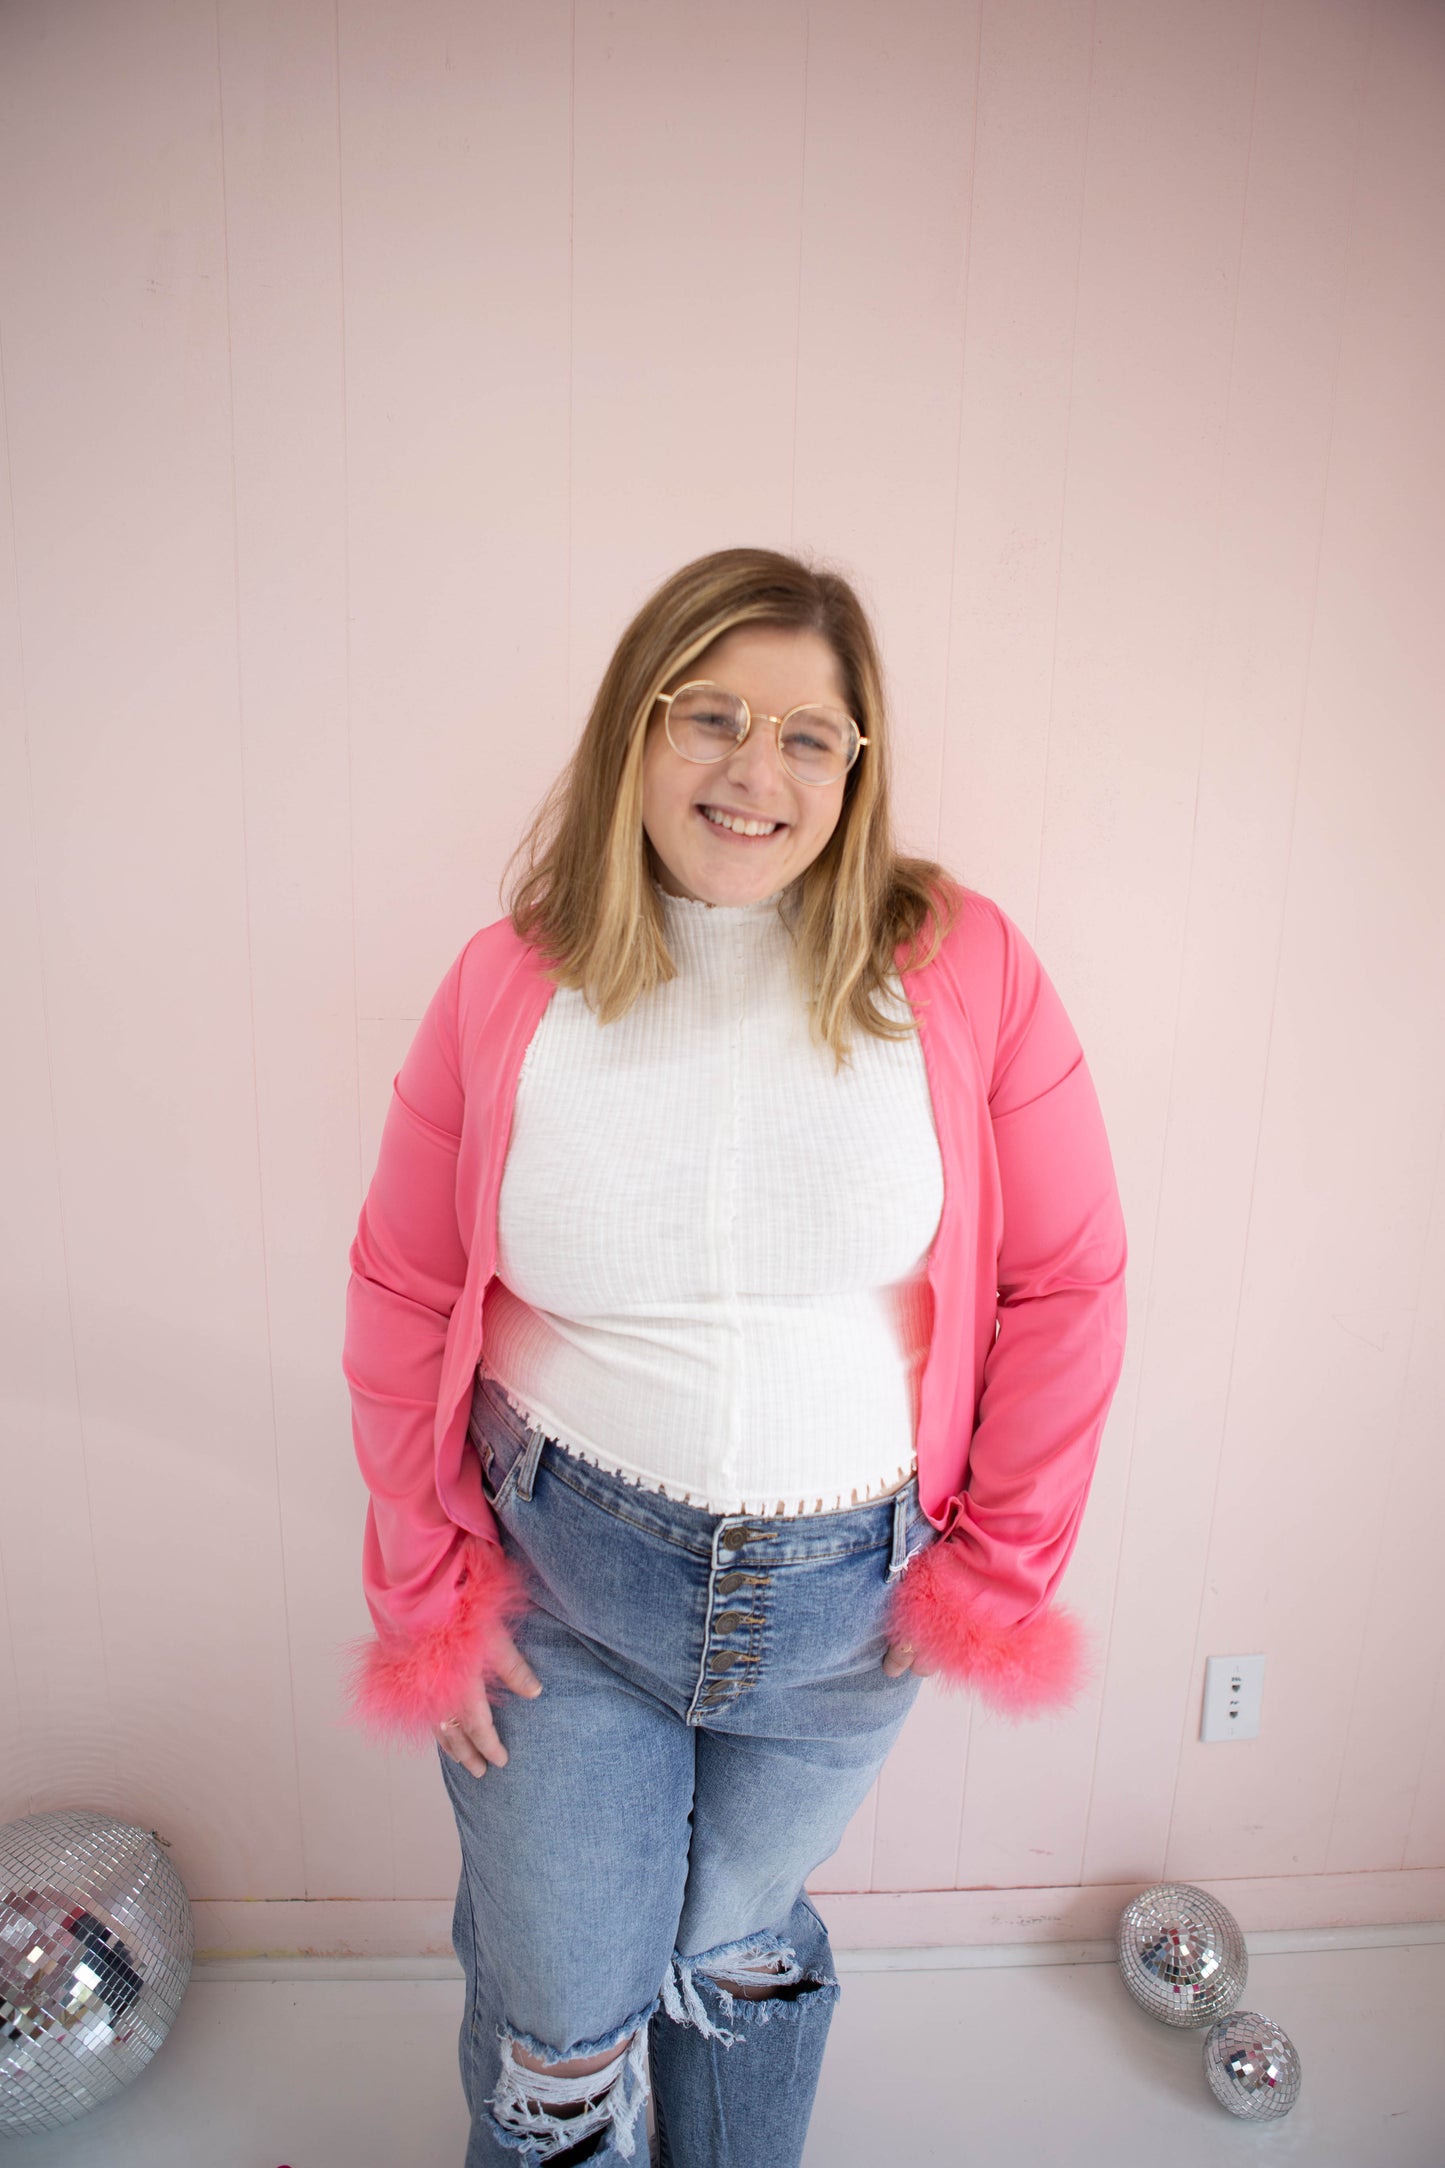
[490,1631,543,1700]
[881,1641,916,1678]
[436,1717,491,1778]
[435,1638,544,1774]
[461,1701,510,1769]
[437,1688,508,1775]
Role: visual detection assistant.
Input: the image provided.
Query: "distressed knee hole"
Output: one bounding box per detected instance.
[513,2033,637,2081]
[489,2017,653,2162]
[705,1954,797,2000]
[660,1933,833,2043]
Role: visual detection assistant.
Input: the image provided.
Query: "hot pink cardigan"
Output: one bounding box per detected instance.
[342,886,1128,1743]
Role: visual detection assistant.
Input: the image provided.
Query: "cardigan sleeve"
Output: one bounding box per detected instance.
[341,942,529,1745]
[888,901,1128,1716]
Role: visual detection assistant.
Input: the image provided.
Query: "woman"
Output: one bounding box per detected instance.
[341,546,1128,2167]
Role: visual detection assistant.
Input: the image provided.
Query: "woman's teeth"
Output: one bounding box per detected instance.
[701,806,780,838]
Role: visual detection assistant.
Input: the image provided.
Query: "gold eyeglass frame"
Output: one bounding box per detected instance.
[654,681,868,787]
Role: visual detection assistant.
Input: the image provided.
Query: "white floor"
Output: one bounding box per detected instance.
[2,1929,1442,2166]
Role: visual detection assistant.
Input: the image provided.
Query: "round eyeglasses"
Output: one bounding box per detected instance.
[655,681,867,787]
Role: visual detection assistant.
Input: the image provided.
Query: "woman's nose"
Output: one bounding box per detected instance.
[722,721,786,792]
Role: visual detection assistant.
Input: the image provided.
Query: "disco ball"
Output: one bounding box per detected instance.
[1117,1881,1247,2028]
[0,1809,194,2135]
[1204,2009,1302,2120]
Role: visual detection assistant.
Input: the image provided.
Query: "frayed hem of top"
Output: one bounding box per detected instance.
[481,1373,915,1519]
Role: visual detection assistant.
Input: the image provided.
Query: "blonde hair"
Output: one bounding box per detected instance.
[506,546,957,1063]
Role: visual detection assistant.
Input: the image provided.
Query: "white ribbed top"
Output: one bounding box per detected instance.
[480,884,945,1515]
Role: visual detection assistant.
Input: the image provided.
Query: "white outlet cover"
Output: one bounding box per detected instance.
[1201,1653,1266,1743]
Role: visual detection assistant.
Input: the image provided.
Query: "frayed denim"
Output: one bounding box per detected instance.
[439,1376,934,2166]
[650,1898,841,2166]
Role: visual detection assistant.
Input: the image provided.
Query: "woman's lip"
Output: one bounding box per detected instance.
[696,804,788,829]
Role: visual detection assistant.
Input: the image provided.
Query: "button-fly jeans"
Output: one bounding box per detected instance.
[439,1373,937,2167]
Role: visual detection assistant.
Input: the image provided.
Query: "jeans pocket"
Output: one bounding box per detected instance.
[483,1450,520,1513]
[467,1379,532,1512]
[907,1502,939,1559]
[885,1484,937,1585]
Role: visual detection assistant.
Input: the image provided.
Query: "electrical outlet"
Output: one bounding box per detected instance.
[1201,1654,1265,1743]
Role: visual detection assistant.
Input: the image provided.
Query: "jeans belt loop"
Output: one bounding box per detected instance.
[888,1489,911,1580]
[515,1425,545,1502]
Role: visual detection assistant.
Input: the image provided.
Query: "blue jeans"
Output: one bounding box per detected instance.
[438,1373,936,2166]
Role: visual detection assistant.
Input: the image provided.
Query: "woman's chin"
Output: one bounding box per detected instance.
[668,864,784,908]
[652,838,793,909]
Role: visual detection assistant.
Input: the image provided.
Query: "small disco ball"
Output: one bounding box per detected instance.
[1204,2009,1302,2120]
[0,1809,194,2135]
[1117,1881,1247,2028]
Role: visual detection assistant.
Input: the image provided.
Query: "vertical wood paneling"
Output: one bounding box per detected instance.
[567,0,806,727]
[787,0,979,862]
[811,1774,878,1897]
[0,188,121,1815]
[1166,0,1445,1881]
[1404,1631,1445,1870]
[1081,0,1372,1888]
[336,0,575,1895]
[0,0,302,1896]
[1400,1101,1445,1871]
[341,0,575,1028]
[1330,1109,1445,1870]
[957,0,1265,1894]
[867,1687,974,1894]
[0,0,1441,1925]
[936,0,1094,921]
[215,0,379,1899]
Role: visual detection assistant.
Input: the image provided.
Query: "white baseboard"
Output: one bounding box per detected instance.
[194,1918,1445,1985]
[809,1868,1445,1949]
[191,1868,1445,1964]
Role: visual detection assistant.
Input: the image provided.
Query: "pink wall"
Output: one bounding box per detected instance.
[2,0,1442,1951]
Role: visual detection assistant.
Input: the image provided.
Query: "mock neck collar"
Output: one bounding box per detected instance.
[651,880,791,923]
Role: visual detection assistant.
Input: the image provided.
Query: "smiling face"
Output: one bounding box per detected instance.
[641,623,852,907]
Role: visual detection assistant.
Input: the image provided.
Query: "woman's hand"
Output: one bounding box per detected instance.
[881,1639,939,1680]
[432,1627,543,1776]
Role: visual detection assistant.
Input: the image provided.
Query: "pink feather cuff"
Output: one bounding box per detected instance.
[885,1537,1090,1718]
[343,1534,534,1747]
